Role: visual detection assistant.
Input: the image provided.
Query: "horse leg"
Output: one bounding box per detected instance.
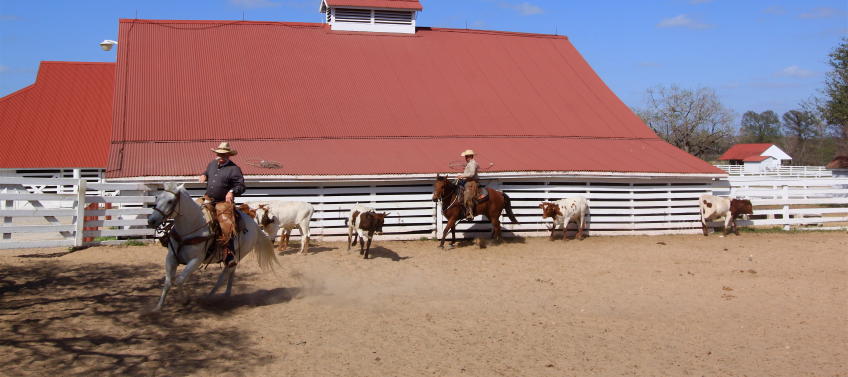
[174,255,203,287]
[439,216,458,248]
[490,215,502,243]
[209,266,230,296]
[154,251,178,311]
[224,268,236,297]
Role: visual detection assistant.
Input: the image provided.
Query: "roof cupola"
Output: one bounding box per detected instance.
[320,0,422,34]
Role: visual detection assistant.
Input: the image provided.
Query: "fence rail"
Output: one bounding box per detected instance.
[1,174,846,249]
[714,164,832,177]
[0,178,155,249]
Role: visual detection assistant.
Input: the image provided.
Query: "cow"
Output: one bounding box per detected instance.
[539,197,589,241]
[699,194,753,236]
[252,201,314,254]
[346,204,388,259]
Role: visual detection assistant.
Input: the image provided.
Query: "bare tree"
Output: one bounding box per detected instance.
[636,85,735,160]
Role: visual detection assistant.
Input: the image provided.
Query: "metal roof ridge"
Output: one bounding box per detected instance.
[422,27,568,40]
[111,135,666,144]
[118,18,325,28]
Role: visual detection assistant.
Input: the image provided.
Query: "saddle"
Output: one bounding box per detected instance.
[459,185,490,203]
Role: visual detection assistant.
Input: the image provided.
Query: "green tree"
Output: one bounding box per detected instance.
[782,109,822,165]
[636,85,734,160]
[739,110,781,143]
[821,38,848,152]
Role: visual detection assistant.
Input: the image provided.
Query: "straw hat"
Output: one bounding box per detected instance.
[211,142,238,156]
[460,149,476,157]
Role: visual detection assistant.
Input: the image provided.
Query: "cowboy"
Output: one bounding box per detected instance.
[199,142,245,267]
[457,149,480,220]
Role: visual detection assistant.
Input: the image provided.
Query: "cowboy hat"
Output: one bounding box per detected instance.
[211,142,238,156]
[460,149,476,157]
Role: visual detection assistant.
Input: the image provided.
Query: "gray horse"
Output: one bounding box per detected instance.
[147,182,278,311]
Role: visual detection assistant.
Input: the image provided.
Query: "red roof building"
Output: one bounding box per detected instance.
[323,0,423,10]
[0,62,115,169]
[718,143,773,161]
[105,17,722,179]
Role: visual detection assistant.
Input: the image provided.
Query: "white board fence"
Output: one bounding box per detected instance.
[0,177,155,249]
[710,176,848,231]
[2,175,845,249]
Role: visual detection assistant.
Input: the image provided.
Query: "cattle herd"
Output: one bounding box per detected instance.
[235,191,753,259]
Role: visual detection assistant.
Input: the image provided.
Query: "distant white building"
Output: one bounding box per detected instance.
[718,143,792,173]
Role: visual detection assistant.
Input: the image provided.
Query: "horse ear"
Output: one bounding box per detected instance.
[177,183,185,191]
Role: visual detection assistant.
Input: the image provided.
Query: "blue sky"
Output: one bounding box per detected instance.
[0,0,845,120]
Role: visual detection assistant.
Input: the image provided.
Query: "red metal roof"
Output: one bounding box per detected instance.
[324,0,423,10]
[107,19,722,178]
[0,62,115,169]
[718,143,773,161]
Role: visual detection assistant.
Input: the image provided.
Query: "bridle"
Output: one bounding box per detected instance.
[152,189,182,220]
[434,179,461,214]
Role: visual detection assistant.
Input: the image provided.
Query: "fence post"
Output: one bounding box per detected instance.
[781,184,790,231]
[435,201,443,239]
[73,179,87,247]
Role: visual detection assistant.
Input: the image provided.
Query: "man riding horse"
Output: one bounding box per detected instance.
[198,142,245,267]
[457,149,479,220]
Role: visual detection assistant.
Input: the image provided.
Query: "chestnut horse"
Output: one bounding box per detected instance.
[431,175,518,248]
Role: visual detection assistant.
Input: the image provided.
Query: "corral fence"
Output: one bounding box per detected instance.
[711,175,848,231]
[2,175,846,249]
[0,177,154,249]
[714,164,832,177]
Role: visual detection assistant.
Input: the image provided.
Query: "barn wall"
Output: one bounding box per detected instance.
[174,175,718,241]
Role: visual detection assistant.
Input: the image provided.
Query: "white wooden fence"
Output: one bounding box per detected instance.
[714,165,832,177]
[2,175,845,249]
[0,177,155,249]
[711,176,848,231]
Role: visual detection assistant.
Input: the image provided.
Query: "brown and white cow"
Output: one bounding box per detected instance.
[699,194,753,236]
[346,204,388,259]
[539,197,589,240]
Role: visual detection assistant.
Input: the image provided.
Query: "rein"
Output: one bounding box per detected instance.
[155,189,213,259]
[437,180,462,215]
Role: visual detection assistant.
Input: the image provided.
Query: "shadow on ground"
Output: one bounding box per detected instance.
[0,262,283,376]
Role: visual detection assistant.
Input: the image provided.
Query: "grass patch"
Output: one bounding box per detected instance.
[93,236,117,242]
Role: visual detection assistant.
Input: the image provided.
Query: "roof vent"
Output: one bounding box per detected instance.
[320,0,421,34]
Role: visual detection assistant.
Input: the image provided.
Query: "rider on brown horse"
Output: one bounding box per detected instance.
[199,142,245,267]
[457,149,479,220]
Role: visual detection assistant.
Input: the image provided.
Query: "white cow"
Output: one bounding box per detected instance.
[253,201,314,254]
[699,194,752,236]
[539,196,589,240]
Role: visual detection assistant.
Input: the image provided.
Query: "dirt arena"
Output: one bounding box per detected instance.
[1,232,845,376]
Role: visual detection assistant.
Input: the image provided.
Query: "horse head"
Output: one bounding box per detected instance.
[148,182,186,228]
[433,175,450,202]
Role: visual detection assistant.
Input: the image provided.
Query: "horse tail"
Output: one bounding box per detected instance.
[254,229,280,271]
[502,192,518,224]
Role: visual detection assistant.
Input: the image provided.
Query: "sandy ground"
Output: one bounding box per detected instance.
[1,233,846,377]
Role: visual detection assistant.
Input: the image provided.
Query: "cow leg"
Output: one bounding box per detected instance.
[275,230,285,251]
[722,216,732,236]
[347,227,352,250]
[282,230,291,250]
[701,216,709,236]
[439,217,458,248]
[364,233,373,259]
[549,222,556,241]
[358,231,366,255]
[563,219,570,241]
[578,217,586,240]
[299,226,309,254]
[732,215,740,235]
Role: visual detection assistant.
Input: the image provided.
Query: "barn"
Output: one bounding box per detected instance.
[102,0,725,239]
[0,61,115,201]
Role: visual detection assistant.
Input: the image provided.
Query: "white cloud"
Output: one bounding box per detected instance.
[499,1,543,16]
[777,66,815,78]
[657,14,712,29]
[229,0,280,8]
[799,7,843,19]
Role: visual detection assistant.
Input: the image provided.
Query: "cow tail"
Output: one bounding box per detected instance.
[503,193,518,224]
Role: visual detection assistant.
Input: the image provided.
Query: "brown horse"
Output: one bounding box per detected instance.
[431,175,518,248]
